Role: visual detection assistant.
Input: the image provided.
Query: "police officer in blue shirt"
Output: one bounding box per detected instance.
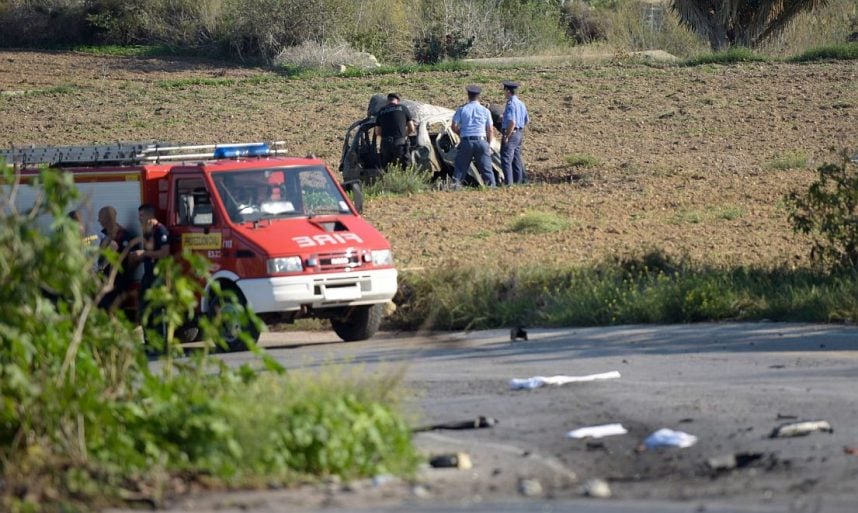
[452,85,495,187]
[500,80,530,185]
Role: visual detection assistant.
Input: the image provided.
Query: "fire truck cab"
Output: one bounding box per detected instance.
[2,142,398,349]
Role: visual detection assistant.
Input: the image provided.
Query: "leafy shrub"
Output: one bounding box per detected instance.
[785,156,858,269]
[767,151,808,170]
[508,211,570,234]
[565,153,600,168]
[561,2,610,44]
[365,165,432,196]
[0,166,417,510]
[413,30,474,64]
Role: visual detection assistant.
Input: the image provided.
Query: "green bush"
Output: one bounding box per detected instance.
[789,42,858,62]
[508,211,570,234]
[0,166,417,511]
[785,156,858,269]
[364,165,432,196]
[767,151,808,170]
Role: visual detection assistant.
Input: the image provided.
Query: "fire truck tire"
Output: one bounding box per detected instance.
[331,304,383,342]
[208,288,259,352]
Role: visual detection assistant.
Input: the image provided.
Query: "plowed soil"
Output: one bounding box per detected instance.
[1,51,856,270]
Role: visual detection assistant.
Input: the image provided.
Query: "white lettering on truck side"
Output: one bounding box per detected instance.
[293,233,364,247]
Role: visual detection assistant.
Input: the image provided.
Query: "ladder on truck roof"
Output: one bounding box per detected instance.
[0,141,287,167]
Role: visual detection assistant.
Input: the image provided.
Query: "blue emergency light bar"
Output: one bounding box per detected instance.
[213,143,270,159]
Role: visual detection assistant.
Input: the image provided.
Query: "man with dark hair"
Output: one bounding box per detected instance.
[500,80,530,185]
[451,85,495,187]
[374,92,416,169]
[132,203,170,345]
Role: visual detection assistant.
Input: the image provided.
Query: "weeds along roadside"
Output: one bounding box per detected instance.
[390,257,858,331]
[0,166,419,512]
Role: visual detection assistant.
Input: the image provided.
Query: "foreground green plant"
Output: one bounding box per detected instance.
[364,165,432,197]
[0,167,417,511]
[785,156,858,268]
[391,251,858,331]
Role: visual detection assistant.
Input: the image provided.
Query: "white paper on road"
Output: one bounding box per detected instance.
[566,423,628,439]
[644,428,698,449]
[509,371,621,390]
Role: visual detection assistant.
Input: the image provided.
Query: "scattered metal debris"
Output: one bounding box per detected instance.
[518,478,543,497]
[510,325,528,341]
[429,452,473,470]
[580,478,611,498]
[770,420,833,438]
[707,452,765,472]
[509,371,621,390]
[843,446,858,456]
[644,428,698,449]
[413,416,498,432]
[566,423,628,439]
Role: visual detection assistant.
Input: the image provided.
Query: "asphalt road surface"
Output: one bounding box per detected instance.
[131,322,858,513]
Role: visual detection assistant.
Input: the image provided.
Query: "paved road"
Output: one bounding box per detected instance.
[140,323,858,513]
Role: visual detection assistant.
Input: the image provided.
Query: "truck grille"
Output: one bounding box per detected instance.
[317,250,362,271]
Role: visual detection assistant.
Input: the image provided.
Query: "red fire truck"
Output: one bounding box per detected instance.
[1,141,398,349]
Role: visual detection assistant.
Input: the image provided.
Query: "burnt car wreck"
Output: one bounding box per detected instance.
[339,94,507,187]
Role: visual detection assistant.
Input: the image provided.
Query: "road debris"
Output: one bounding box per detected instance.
[580,478,612,498]
[429,452,473,470]
[643,428,698,449]
[518,478,543,497]
[843,446,858,456]
[509,371,621,390]
[706,452,764,472]
[566,423,628,439]
[769,420,833,438]
[413,416,498,432]
[510,326,528,341]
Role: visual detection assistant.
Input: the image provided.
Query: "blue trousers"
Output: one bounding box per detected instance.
[501,130,526,185]
[454,138,495,187]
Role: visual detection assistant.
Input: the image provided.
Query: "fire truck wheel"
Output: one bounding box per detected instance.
[209,289,259,352]
[331,304,383,342]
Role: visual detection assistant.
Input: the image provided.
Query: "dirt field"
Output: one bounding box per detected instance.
[1,51,855,270]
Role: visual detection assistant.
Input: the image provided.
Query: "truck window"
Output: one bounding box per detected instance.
[176,178,213,226]
[212,166,350,224]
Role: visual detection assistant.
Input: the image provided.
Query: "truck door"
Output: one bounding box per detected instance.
[168,171,225,269]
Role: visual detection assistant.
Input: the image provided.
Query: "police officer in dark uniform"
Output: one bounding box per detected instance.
[452,85,495,187]
[374,92,416,169]
[500,80,530,185]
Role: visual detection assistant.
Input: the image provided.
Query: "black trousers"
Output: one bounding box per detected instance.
[380,140,409,169]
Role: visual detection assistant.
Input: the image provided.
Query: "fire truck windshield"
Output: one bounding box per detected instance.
[212,165,351,224]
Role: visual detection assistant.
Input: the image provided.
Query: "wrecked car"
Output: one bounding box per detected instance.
[339,94,506,187]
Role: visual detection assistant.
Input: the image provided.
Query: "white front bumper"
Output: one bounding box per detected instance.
[236,268,398,314]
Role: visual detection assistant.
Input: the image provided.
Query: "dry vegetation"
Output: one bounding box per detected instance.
[0,50,855,271]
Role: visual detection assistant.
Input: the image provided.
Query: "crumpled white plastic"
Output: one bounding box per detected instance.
[566,423,628,439]
[644,428,698,449]
[509,371,621,390]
